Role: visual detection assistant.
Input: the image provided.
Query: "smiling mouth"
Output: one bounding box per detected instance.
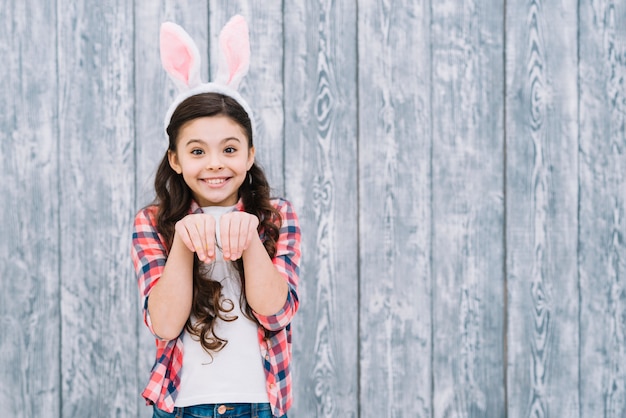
[203,178,228,185]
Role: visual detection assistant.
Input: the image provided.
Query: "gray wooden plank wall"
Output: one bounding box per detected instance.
[1,1,625,417]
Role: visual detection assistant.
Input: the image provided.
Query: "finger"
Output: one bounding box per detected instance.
[229,215,245,260]
[190,219,207,261]
[241,216,255,253]
[204,215,216,261]
[220,214,232,260]
[175,221,196,253]
[236,215,252,257]
[231,214,256,260]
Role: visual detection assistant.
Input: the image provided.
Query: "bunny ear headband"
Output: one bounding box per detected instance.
[160,15,255,136]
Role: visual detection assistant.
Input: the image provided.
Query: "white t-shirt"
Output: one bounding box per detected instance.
[175,205,269,406]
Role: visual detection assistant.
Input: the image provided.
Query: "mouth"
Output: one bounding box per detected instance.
[202,177,230,186]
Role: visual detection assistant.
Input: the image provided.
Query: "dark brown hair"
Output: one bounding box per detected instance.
[153,92,281,355]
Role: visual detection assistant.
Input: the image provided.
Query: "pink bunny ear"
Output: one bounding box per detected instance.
[214,15,250,90]
[160,22,202,92]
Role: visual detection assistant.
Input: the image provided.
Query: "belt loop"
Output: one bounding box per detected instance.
[251,402,257,418]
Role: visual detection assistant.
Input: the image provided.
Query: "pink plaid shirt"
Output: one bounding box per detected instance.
[131,198,300,417]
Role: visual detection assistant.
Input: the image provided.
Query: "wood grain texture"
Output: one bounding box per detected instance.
[0,1,60,416]
[579,1,626,417]
[6,2,626,417]
[57,1,137,416]
[134,3,209,416]
[209,1,285,195]
[284,1,359,416]
[505,1,580,417]
[134,2,210,208]
[431,0,505,416]
[357,1,432,417]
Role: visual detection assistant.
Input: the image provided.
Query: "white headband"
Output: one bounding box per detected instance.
[160,15,255,137]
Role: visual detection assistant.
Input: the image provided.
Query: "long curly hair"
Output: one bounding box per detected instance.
[153,92,281,355]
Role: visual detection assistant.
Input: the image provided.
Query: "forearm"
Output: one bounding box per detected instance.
[147,234,194,340]
[242,236,288,316]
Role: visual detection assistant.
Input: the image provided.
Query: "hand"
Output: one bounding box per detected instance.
[174,214,217,262]
[219,212,260,261]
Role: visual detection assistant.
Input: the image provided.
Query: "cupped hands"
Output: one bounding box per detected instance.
[174,212,260,262]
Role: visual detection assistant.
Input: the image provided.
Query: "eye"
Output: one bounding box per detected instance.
[191,148,204,156]
[224,146,237,154]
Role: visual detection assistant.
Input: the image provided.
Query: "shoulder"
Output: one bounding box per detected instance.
[133,205,159,227]
[132,205,169,251]
[269,197,297,215]
[270,198,300,223]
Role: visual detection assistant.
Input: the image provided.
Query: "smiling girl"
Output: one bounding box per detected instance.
[131,16,300,418]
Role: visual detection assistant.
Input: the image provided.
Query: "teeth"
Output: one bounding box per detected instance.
[205,178,226,184]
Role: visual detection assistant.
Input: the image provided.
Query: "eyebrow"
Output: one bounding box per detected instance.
[184,137,242,146]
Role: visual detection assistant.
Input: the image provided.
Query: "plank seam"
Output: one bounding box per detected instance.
[502,0,509,415]
[576,0,581,416]
[281,0,286,195]
[131,0,139,415]
[54,0,63,414]
[355,0,362,417]
[428,0,435,416]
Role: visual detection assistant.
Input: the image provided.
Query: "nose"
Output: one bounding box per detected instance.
[205,154,224,170]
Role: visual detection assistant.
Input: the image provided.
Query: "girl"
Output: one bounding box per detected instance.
[131,16,300,418]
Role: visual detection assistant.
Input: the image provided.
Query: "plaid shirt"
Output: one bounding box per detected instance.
[131,198,301,417]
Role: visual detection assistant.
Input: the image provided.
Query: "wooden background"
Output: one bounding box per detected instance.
[1,0,625,417]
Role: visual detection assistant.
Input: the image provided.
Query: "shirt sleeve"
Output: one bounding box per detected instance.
[131,206,168,338]
[253,198,302,331]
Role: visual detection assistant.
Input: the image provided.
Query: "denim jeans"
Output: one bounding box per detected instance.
[152,403,283,418]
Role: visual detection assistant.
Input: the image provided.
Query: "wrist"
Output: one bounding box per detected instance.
[171,231,195,257]
[241,233,263,258]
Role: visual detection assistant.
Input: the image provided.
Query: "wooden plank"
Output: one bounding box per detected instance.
[57,1,137,416]
[357,1,432,416]
[135,2,210,207]
[505,0,580,416]
[209,1,285,195]
[134,2,209,416]
[284,1,359,416]
[579,1,626,417]
[430,1,505,416]
[0,1,60,416]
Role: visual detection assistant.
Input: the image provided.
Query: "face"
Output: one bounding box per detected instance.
[168,115,255,207]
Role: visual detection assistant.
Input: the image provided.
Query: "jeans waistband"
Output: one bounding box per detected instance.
[155,402,272,418]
